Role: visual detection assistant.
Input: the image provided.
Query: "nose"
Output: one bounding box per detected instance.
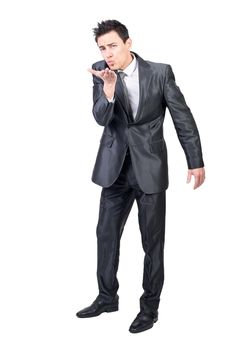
[106,49,113,58]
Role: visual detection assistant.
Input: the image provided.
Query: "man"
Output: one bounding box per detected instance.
[76,20,205,333]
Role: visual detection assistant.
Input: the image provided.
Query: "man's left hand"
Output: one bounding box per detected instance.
[186,167,206,189]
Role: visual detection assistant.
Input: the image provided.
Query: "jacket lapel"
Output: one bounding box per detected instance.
[133,53,154,123]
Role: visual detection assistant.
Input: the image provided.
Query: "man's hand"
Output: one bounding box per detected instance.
[88,68,117,84]
[186,167,205,190]
[88,68,117,99]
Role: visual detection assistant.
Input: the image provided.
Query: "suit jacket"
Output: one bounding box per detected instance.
[90,52,204,194]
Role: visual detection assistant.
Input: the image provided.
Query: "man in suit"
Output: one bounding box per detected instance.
[76,20,205,333]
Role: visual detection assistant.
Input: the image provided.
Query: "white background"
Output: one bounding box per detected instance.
[0,0,234,348]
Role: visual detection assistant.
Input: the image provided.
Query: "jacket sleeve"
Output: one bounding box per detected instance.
[91,63,115,126]
[163,64,205,169]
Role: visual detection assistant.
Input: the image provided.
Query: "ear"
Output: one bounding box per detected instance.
[126,38,132,50]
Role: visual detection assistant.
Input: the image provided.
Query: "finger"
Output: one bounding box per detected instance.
[103,68,111,76]
[187,171,191,183]
[87,68,97,74]
[87,68,103,77]
[104,68,115,76]
[194,171,205,189]
[103,70,115,80]
[193,174,201,189]
[109,70,116,77]
[199,174,205,186]
[103,69,110,77]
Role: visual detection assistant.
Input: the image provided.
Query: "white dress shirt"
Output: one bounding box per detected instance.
[119,54,139,119]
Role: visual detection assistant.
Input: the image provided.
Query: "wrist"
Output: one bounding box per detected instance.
[103,85,115,99]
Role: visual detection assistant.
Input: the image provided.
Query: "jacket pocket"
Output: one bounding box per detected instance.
[100,133,114,148]
[149,138,164,153]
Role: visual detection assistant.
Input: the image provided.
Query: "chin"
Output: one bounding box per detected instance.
[106,62,117,70]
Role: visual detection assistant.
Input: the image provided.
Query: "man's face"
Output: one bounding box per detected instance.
[97,30,132,70]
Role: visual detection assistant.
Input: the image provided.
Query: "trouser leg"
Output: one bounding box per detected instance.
[136,190,166,316]
[96,156,135,302]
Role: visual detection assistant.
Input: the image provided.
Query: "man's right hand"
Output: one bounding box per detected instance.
[88,67,117,84]
[88,67,117,100]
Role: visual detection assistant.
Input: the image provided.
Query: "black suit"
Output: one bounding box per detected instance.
[92,52,204,194]
[90,52,204,315]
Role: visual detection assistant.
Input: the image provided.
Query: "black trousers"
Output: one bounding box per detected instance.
[96,148,166,316]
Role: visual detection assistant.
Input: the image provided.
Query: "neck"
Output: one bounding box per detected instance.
[120,52,133,70]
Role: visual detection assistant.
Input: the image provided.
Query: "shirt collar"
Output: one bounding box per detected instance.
[118,53,137,77]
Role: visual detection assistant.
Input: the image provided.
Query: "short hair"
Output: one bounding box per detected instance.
[93,20,129,43]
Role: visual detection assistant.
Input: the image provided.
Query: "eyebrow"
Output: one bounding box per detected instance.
[98,42,118,49]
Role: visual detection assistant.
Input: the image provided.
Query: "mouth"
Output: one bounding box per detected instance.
[107,61,114,65]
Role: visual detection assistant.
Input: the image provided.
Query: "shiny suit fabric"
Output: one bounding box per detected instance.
[91,52,204,194]
[96,149,166,315]
[90,53,204,314]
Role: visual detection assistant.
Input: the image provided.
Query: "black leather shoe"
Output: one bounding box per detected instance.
[76,295,119,318]
[129,311,158,333]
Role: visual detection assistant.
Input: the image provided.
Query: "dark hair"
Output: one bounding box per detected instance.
[93,20,129,43]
